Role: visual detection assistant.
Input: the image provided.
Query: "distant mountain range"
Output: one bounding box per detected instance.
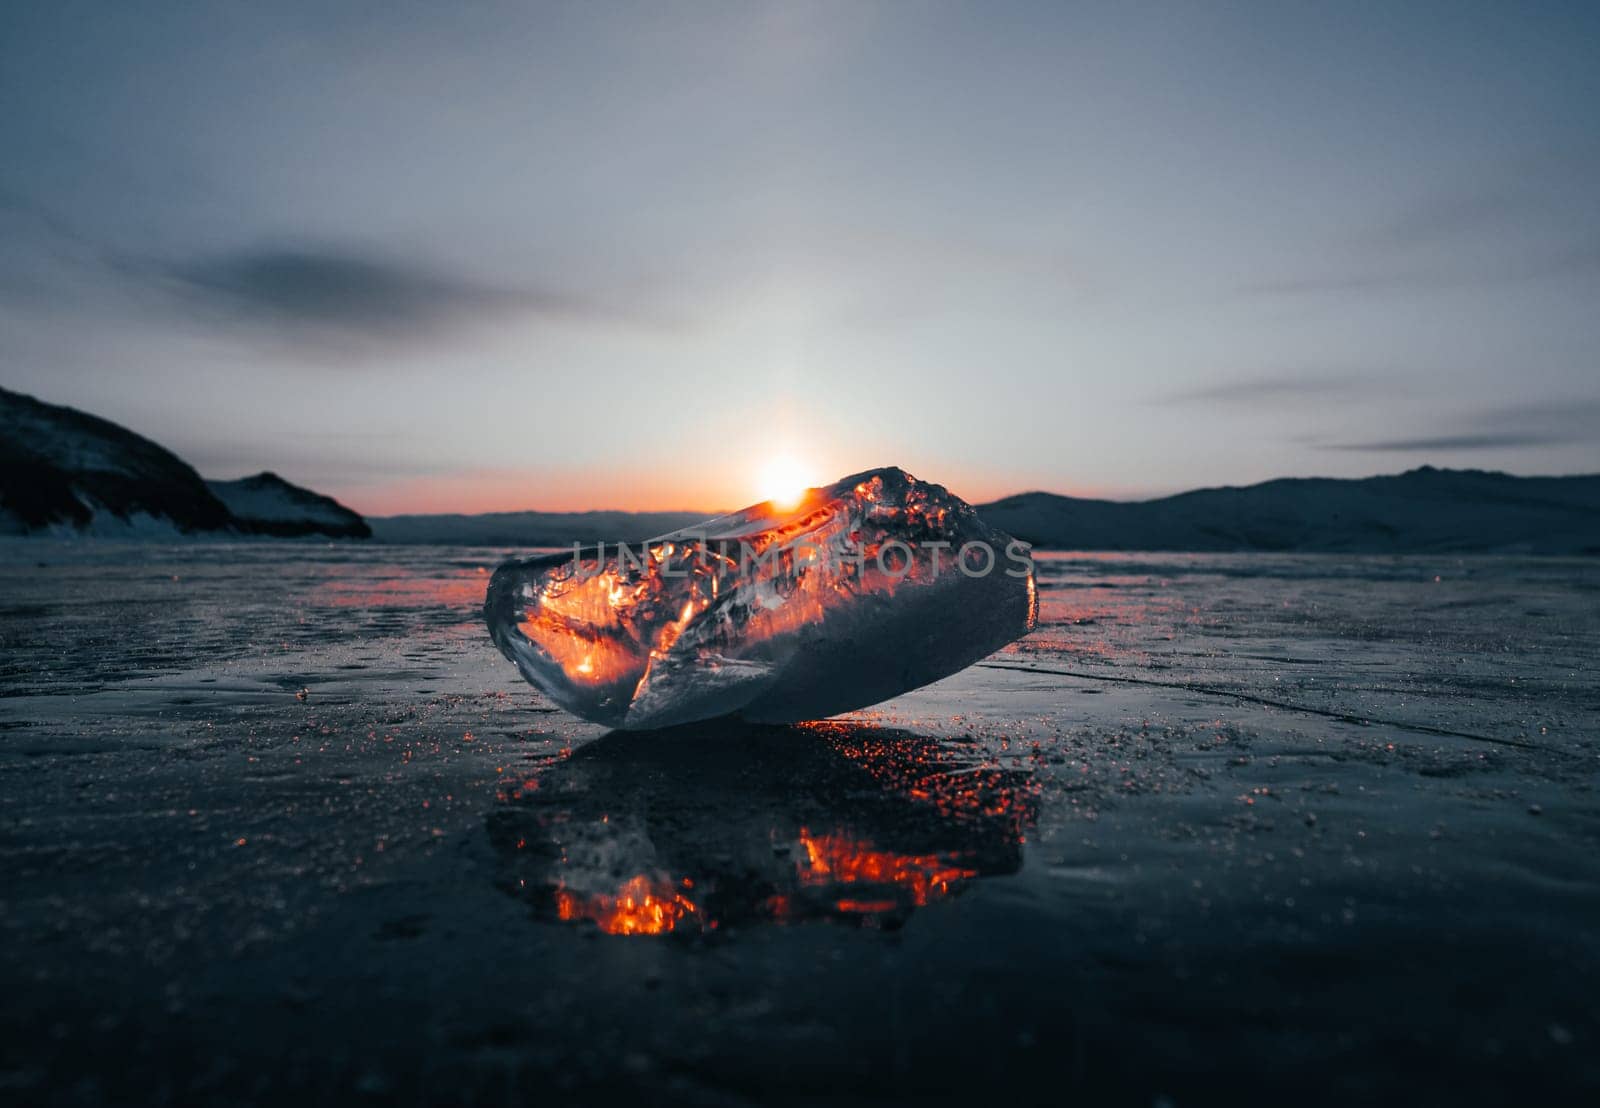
[371,468,1600,554]
[5,385,1597,552]
[975,470,1600,555]
[1,386,368,539]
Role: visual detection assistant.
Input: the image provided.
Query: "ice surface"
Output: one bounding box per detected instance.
[6,544,1600,1099]
[485,467,1038,729]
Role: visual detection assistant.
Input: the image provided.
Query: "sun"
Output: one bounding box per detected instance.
[757,455,815,509]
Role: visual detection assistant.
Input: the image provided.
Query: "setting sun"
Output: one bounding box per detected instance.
[757,455,815,509]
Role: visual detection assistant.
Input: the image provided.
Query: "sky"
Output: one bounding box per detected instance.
[2,1,1598,515]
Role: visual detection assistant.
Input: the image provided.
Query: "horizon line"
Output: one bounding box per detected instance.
[355,463,1600,519]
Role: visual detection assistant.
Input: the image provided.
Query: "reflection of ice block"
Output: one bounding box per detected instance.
[488,720,1036,933]
[484,467,1038,730]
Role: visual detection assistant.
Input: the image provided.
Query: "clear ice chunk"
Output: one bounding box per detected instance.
[484,467,1038,730]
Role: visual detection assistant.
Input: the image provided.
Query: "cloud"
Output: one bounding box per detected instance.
[1242,151,1600,298]
[0,193,684,348]
[174,429,455,482]
[1157,373,1380,406]
[1324,432,1575,452]
[110,243,688,359]
[1238,272,1416,296]
[157,246,611,343]
[1323,399,1600,452]
[1379,186,1526,249]
[1481,399,1600,428]
[1377,148,1600,249]
[1238,242,1600,297]
[175,250,512,327]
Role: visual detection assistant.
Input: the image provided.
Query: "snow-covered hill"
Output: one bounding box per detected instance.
[1,386,369,540]
[1,386,235,536]
[206,472,370,538]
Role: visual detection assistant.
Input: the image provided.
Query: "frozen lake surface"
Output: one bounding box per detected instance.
[2,543,1597,1103]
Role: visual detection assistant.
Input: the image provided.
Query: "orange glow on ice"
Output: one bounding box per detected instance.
[554,875,699,935]
[797,829,979,909]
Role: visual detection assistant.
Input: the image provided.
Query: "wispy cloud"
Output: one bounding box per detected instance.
[149,245,663,351]
[1323,399,1600,453]
[1157,373,1381,406]
[171,249,532,331]
[1239,272,1418,297]
[1377,147,1600,249]
[1243,150,1600,298]
[1324,431,1573,452]
[1238,241,1600,297]
[1379,185,1526,249]
[174,428,456,483]
[0,193,685,350]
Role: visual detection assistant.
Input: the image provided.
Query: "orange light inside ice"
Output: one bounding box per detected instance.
[554,874,699,935]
